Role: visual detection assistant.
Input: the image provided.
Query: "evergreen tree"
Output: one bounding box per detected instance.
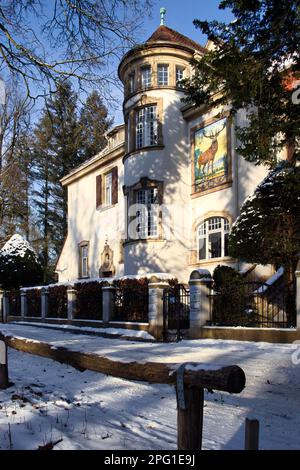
[229,162,300,321]
[185,1,300,315]
[31,82,111,282]
[32,117,55,283]
[0,234,43,289]
[185,0,300,167]
[79,91,113,160]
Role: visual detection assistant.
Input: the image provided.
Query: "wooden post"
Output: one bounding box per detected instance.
[0,340,9,389]
[245,418,259,450]
[177,386,204,450]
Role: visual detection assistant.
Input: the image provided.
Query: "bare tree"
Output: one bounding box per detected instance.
[0,1,152,102]
[0,83,32,243]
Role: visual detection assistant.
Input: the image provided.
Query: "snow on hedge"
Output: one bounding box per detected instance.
[1,234,38,260]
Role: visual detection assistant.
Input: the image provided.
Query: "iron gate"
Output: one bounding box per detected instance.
[163,284,190,342]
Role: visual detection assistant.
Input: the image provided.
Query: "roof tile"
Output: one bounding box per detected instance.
[147,25,205,53]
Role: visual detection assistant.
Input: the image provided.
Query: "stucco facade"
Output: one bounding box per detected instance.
[56,24,273,284]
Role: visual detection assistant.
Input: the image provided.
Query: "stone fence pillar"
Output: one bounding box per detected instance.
[296,261,300,330]
[148,276,170,341]
[0,288,5,323]
[67,287,77,321]
[41,288,49,321]
[1,291,9,323]
[20,291,28,318]
[0,288,7,323]
[189,269,213,339]
[102,283,115,324]
[0,340,9,389]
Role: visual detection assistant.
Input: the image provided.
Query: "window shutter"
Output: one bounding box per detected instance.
[96,175,102,207]
[112,166,118,204]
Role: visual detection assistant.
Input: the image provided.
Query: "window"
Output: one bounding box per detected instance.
[141,66,151,88]
[157,64,169,86]
[176,66,185,87]
[105,172,112,206]
[96,168,118,208]
[136,105,158,149]
[129,72,135,93]
[79,243,89,278]
[136,188,158,238]
[198,217,230,260]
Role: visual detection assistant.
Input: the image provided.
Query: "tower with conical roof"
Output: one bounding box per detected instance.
[118,10,206,276]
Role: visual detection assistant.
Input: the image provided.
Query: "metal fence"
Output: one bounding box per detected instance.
[208,281,294,328]
[163,284,190,341]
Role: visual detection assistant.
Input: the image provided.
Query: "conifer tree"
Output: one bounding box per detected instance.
[32,82,111,281]
[185,0,300,167]
[79,91,113,160]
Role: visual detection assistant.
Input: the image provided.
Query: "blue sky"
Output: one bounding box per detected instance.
[113,0,233,124]
[138,0,233,46]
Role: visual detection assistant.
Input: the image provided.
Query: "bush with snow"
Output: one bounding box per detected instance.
[229,162,300,271]
[0,234,43,289]
[229,162,300,323]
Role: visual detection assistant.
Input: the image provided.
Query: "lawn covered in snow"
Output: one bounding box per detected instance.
[1,332,300,450]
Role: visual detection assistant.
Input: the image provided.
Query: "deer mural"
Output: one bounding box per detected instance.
[197,121,226,177]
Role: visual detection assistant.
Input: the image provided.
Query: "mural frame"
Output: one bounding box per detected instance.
[190,114,232,197]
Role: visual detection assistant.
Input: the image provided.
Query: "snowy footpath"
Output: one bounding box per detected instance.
[0,323,300,450]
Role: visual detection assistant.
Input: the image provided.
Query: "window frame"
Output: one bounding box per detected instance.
[197,217,230,261]
[157,64,169,86]
[135,105,158,149]
[176,66,185,87]
[79,242,89,278]
[104,171,113,207]
[136,187,159,239]
[129,71,135,93]
[141,65,152,88]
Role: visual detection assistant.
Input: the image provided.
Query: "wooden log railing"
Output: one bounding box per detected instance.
[0,332,246,449]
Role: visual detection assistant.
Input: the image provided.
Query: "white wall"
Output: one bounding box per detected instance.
[56,158,125,282]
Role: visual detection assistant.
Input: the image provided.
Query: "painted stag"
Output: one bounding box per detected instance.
[197,122,226,176]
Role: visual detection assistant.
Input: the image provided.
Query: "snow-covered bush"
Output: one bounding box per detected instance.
[0,234,43,289]
[229,162,300,274]
[229,162,300,323]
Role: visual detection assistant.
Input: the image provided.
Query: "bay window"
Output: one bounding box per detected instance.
[136,105,158,149]
[136,188,158,238]
[141,66,151,88]
[157,64,169,86]
[198,217,230,260]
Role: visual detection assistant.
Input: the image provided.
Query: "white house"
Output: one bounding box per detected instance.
[56,18,273,284]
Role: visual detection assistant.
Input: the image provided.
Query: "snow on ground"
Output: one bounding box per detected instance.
[1,324,300,450]
[15,321,155,341]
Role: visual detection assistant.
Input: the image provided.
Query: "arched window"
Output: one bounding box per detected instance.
[198,217,230,260]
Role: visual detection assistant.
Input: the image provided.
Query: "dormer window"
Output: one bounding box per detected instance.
[141,66,151,88]
[157,64,169,86]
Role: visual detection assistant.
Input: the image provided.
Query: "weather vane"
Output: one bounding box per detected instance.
[160,7,166,26]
